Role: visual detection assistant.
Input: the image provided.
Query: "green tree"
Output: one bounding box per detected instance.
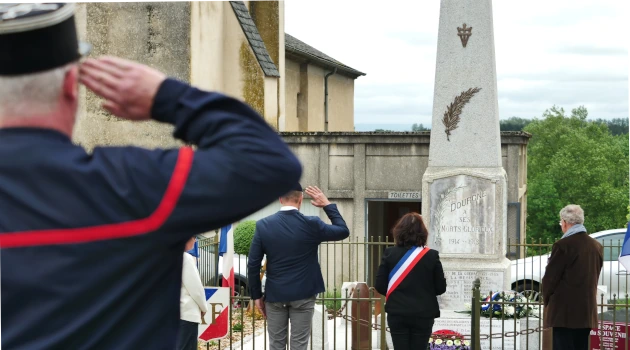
[233,220,257,256]
[526,176,564,242]
[500,117,532,131]
[593,118,629,136]
[525,106,629,242]
[411,123,431,131]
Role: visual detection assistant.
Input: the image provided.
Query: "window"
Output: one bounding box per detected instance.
[596,233,626,261]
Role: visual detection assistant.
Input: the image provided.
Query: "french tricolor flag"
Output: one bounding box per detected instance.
[219,224,235,295]
[618,222,630,271]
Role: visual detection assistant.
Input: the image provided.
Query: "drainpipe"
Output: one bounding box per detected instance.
[324,67,337,131]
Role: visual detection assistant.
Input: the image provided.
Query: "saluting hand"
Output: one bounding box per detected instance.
[305,186,331,208]
[79,56,166,121]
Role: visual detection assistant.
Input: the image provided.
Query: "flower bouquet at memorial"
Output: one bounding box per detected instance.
[479,291,538,319]
[427,329,470,349]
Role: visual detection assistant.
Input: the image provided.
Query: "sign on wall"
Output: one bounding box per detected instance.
[198,287,230,342]
[387,191,421,200]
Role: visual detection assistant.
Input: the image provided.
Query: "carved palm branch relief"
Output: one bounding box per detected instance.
[442,87,481,141]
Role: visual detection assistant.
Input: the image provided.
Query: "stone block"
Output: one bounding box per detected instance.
[74,3,191,150]
[329,156,354,190]
[288,144,320,186]
[365,156,424,191]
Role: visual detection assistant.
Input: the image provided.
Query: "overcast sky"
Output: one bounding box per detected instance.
[285,0,629,128]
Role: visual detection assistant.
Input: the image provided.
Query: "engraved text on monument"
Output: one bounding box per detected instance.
[430,175,496,254]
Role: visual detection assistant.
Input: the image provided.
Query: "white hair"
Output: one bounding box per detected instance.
[0,63,74,119]
[560,204,585,225]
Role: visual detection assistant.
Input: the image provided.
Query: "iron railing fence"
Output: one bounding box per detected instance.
[470,279,630,350]
[196,235,396,299]
[195,237,630,349]
[202,286,388,350]
[199,236,630,304]
[511,238,629,304]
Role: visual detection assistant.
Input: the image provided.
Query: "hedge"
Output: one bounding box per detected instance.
[234,220,257,256]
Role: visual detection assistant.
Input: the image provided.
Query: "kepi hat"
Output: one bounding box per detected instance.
[0,3,91,76]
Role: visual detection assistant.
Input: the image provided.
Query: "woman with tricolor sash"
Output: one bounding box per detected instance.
[375,212,447,350]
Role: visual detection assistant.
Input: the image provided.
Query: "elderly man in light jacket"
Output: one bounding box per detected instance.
[177,236,209,350]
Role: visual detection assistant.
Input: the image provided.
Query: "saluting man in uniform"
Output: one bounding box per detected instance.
[0,3,302,349]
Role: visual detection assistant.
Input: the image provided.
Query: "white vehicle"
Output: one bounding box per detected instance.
[217,254,267,296]
[198,247,266,297]
[511,228,628,302]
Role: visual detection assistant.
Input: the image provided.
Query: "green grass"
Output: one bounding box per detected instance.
[232,322,244,332]
[322,290,343,312]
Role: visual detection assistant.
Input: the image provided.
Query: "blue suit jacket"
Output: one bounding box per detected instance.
[247,205,349,302]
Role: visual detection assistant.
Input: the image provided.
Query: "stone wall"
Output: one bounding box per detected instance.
[326,73,355,132]
[284,60,357,132]
[74,3,190,150]
[74,2,283,150]
[190,2,226,91]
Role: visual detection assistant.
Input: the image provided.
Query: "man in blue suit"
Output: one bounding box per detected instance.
[248,185,350,350]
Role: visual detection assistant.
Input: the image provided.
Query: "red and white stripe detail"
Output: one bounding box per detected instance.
[0,147,193,248]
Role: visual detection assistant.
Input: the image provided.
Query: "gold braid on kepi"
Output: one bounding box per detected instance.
[0,3,91,76]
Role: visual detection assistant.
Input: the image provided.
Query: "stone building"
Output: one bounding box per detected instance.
[73,1,364,150]
[284,34,365,131]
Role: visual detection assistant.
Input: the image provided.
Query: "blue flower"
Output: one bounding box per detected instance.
[481,292,502,312]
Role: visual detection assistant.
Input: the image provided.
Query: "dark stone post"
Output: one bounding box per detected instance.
[351,282,371,350]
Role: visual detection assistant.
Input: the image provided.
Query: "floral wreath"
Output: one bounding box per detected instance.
[428,329,470,349]
[479,290,539,319]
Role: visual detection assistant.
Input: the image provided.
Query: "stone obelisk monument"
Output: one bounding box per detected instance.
[422,0,510,314]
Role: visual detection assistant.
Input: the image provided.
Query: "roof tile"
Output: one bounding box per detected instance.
[229,1,280,77]
[285,33,365,77]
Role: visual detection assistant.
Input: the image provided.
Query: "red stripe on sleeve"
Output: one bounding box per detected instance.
[0,147,194,248]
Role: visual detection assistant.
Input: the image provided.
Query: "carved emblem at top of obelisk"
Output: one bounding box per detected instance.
[457,23,472,47]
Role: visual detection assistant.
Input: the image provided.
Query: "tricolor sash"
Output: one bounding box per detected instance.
[386,246,430,300]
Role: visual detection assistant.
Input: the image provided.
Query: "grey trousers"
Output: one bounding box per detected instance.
[265,296,316,350]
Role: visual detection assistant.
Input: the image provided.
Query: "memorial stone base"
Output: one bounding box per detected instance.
[433,311,542,350]
[376,311,542,350]
[438,259,511,310]
[422,168,512,310]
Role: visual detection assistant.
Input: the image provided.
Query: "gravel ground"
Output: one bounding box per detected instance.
[198,308,266,350]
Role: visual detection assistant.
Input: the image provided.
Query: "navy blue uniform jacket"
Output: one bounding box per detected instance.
[247,205,349,303]
[0,78,302,349]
